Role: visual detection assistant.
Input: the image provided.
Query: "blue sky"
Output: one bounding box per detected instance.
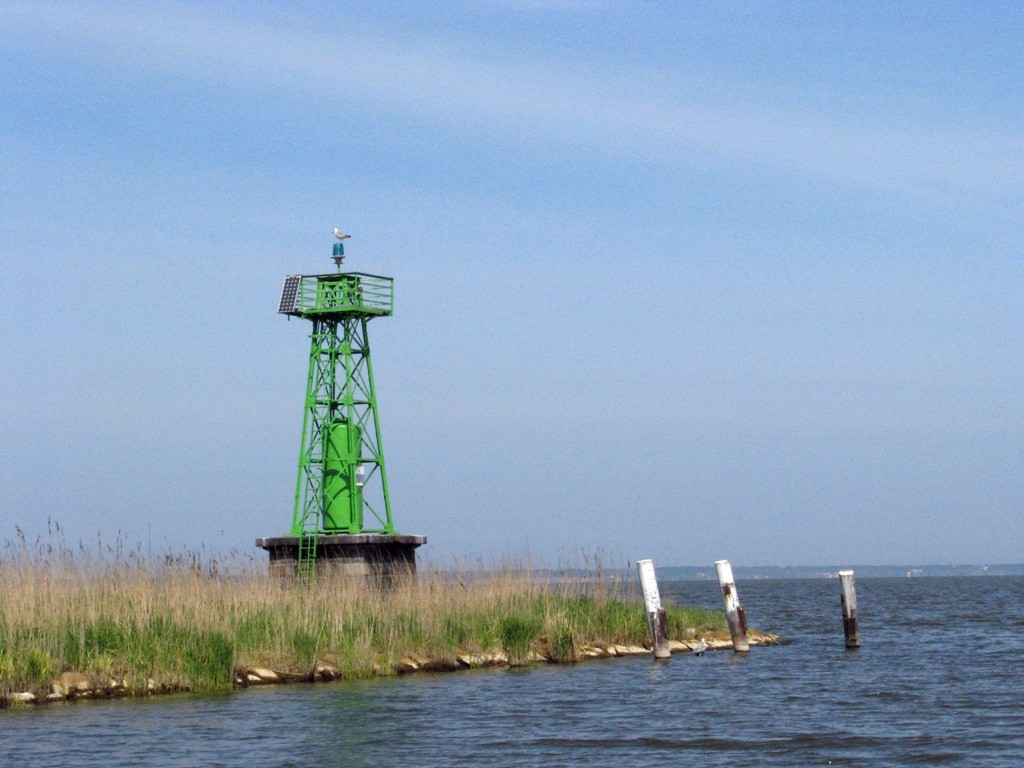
[2,1,1021,566]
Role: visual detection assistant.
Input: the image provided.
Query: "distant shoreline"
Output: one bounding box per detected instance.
[536,565,1024,581]
[543,564,1024,581]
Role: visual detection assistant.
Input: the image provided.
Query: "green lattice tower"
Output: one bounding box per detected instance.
[278,238,395,581]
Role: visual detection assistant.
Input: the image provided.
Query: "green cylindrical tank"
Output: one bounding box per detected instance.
[323,417,363,532]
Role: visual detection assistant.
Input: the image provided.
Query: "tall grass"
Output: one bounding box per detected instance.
[0,529,726,696]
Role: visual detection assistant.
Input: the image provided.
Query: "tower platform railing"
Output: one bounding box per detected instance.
[280,273,394,318]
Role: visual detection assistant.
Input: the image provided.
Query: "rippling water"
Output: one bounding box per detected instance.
[4,577,1022,766]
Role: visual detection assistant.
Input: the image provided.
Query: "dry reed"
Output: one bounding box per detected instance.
[0,528,725,696]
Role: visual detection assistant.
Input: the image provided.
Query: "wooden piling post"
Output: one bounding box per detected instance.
[636,559,671,659]
[839,569,860,648]
[714,559,749,652]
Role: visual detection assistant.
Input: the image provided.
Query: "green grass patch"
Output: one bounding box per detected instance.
[499,615,543,665]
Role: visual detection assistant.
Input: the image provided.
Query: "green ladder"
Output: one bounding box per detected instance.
[297,533,317,585]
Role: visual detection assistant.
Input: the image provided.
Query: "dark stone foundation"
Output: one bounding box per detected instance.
[256,534,427,581]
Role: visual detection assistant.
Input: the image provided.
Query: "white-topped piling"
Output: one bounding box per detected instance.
[636,559,671,659]
[839,569,860,648]
[714,559,749,652]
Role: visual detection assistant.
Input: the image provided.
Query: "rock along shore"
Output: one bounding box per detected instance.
[2,631,782,708]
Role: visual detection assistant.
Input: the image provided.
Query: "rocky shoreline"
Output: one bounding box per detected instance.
[1,631,782,708]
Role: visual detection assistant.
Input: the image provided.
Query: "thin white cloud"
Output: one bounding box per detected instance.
[5,1,1022,204]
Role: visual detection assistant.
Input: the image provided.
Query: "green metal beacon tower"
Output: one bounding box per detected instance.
[257,232,426,582]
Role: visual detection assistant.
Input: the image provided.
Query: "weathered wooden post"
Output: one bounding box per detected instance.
[839,569,860,648]
[714,559,749,652]
[636,559,671,659]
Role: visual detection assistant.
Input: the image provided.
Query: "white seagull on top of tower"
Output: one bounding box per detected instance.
[333,228,350,240]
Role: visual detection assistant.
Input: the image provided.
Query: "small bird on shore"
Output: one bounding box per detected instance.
[693,637,708,656]
[333,228,350,240]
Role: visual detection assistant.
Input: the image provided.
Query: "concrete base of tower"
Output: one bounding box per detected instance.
[255,534,427,581]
